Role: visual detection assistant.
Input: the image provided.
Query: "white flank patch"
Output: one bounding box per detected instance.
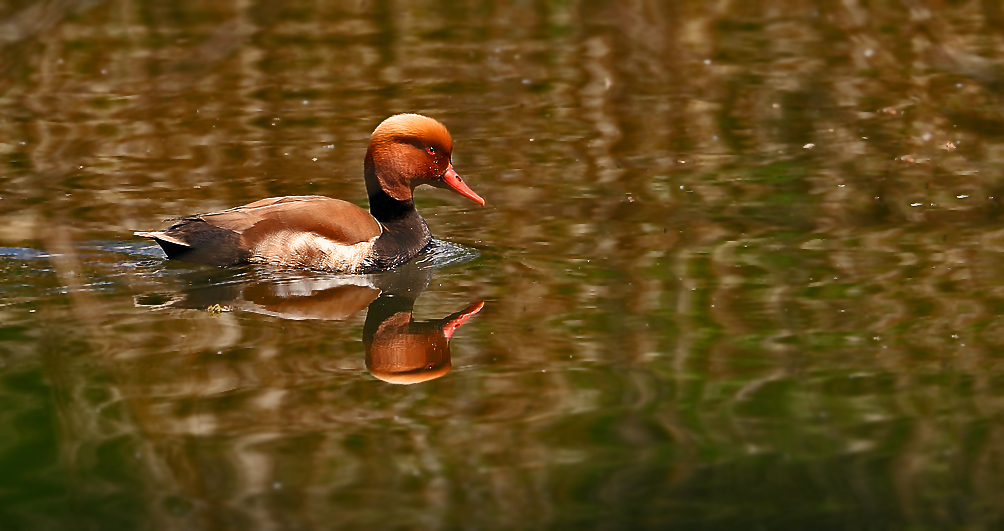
[251,230,378,273]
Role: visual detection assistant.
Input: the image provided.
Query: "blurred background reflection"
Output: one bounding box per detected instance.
[3,0,1004,529]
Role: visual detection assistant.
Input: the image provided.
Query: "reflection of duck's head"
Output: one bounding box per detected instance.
[366,301,483,385]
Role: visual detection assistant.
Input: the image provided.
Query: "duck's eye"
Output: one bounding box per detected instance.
[427,146,436,156]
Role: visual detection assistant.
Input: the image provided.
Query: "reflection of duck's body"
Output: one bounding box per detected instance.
[223,278,381,321]
[144,259,482,384]
[136,114,484,273]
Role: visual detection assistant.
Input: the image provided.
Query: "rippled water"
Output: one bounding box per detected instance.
[3,0,1004,529]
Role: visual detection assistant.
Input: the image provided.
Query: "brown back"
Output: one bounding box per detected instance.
[199,196,382,246]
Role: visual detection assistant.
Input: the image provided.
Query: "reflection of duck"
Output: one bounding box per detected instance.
[365,297,483,385]
[135,113,484,273]
[141,255,482,384]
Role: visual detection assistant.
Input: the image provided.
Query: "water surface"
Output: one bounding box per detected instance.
[2,0,1004,529]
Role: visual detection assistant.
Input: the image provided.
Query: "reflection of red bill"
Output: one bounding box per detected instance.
[442,301,486,339]
[440,164,485,206]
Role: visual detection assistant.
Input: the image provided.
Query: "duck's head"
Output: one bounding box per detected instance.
[364,113,485,206]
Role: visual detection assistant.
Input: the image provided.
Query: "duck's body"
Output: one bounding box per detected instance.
[135,114,483,273]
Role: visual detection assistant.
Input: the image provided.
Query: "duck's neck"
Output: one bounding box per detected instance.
[367,189,432,270]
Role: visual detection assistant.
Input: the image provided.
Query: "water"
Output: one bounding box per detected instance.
[2,0,1004,529]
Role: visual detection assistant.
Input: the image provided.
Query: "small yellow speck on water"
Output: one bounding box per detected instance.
[206,304,229,315]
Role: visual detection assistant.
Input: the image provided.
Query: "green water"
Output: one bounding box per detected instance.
[2,0,1004,529]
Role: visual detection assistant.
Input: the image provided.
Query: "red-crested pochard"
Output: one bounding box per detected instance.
[135,113,484,273]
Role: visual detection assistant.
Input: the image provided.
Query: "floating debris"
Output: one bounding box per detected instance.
[206,304,230,315]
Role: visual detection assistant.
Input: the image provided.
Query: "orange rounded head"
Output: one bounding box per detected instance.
[364,113,485,205]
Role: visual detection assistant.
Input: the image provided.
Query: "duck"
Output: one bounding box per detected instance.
[135,113,484,273]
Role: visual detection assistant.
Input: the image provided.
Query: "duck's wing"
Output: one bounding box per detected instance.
[136,196,382,267]
[204,195,381,245]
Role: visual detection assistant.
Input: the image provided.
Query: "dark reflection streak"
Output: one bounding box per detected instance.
[255,0,287,201]
[0,1,196,514]
[167,18,256,78]
[982,0,1004,32]
[0,0,105,47]
[580,1,689,367]
[369,0,402,126]
[373,0,395,69]
[0,0,105,105]
[910,1,1004,94]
